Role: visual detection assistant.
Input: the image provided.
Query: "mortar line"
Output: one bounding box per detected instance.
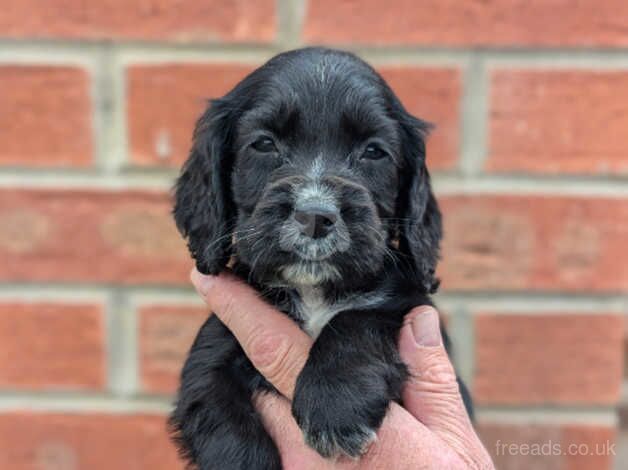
[0,391,616,422]
[0,171,176,190]
[1,170,628,194]
[127,291,206,307]
[459,55,489,175]
[447,306,475,391]
[476,407,618,426]
[277,0,307,49]
[0,282,192,295]
[432,174,628,196]
[4,39,628,64]
[436,295,627,314]
[0,391,172,414]
[0,44,102,64]
[0,286,109,302]
[112,48,130,171]
[95,45,128,173]
[0,283,624,313]
[105,291,139,398]
[91,45,111,172]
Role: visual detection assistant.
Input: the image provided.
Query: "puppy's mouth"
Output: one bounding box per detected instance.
[291,239,339,261]
[281,259,341,285]
[278,214,349,284]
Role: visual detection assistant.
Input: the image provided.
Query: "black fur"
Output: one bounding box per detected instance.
[169,47,472,470]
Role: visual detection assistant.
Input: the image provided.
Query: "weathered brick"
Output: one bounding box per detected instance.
[0,66,92,167]
[438,195,628,292]
[0,189,189,285]
[127,64,254,166]
[379,67,460,170]
[478,422,616,470]
[139,305,208,394]
[0,412,183,470]
[488,70,628,175]
[474,314,623,405]
[0,302,105,390]
[0,0,275,43]
[303,0,628,47]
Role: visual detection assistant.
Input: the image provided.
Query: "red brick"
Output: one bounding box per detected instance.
[478,422,616,470]
[438,195,628,292]
[0,0,275,43]
[0,189,189,285]
[488,70,628,175]
[474,314,623,405]
[127,64,254,166]
[139,305,208,394]
[0,412,183,470]
[379,67,460,170]
[0,302,105,391]
[0,66,92,167]
[303,0,628,48]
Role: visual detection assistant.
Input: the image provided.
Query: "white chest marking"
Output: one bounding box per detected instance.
[296,287,386,339]
[298,287,338,338]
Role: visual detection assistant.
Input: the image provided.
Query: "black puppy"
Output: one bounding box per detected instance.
[170,47,472,470]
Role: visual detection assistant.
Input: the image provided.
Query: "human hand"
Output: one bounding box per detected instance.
[191,268,494,470]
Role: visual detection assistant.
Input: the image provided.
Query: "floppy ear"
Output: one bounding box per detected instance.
[173,98,236,275]
[396,113,443,293]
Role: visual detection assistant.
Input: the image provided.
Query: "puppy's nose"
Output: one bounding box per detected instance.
[294,207,337,239]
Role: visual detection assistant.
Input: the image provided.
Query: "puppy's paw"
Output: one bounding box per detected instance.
[291,382,386,459]
[301,419,377,458]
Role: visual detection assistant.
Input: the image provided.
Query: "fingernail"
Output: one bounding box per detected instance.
[411,308,441,347]
[190,268,215,296]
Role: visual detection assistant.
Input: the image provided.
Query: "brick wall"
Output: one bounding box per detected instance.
[0,1,626,469]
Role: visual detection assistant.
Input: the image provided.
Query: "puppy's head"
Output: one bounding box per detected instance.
[174,48,442,292]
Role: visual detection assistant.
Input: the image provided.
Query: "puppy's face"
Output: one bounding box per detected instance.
[232,66,403,286]
[175,48,442,292]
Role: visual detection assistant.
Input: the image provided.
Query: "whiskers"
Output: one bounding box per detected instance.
[243,228,273,284]
[200,227,256,255]
[360,224,398,268]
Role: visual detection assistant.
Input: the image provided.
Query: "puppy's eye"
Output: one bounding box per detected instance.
[251,136,278,153]
[361,143,388,161]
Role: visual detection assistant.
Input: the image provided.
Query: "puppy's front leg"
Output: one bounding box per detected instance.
[291,310,407,459]
[170,315,281,470]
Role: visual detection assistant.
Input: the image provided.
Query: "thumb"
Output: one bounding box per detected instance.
[398,306,482,464]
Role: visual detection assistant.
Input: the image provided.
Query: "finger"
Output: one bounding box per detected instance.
[191,267,313,398]
[398,306,486,465]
